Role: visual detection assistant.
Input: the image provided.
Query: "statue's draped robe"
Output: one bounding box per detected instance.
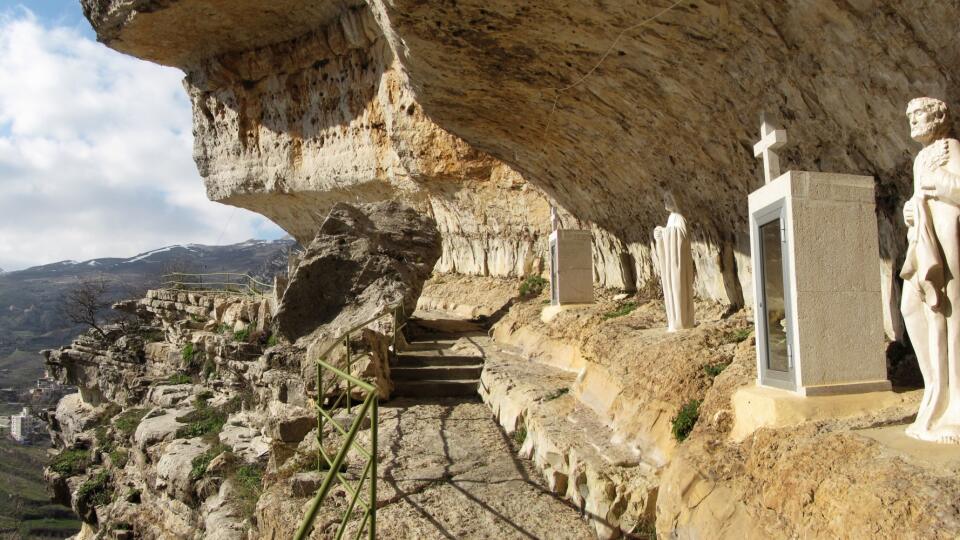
[655,213,694,331]
[902,137,960,443]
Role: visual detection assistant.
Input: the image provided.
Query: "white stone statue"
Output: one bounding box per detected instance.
[901,97,960,444]
[654,192,694,331]
[550,204,559,232]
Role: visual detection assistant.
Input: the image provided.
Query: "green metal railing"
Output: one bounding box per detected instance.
[161,272,273,297]
[294,303,407,540]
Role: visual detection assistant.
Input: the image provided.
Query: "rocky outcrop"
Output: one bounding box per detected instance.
[41,201,441,537]
[274,201,440,341]
[42,291,282,538]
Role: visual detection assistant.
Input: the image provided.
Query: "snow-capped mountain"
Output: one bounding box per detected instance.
[0,238,297,359]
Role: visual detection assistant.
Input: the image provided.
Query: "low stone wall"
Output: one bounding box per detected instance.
[141,289,272,333]
[486,292,755,538]
[480,348,659,539]
[491,296,751,467]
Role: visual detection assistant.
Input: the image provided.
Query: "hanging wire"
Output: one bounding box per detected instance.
[214,206,238,246]
[541,0,689,140]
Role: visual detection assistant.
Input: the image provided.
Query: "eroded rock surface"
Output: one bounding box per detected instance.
[274,201,440,341]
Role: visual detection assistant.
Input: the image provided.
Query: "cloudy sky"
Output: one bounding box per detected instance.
[0,1,285,271]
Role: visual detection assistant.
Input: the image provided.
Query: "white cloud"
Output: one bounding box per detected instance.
[0,10,284,271]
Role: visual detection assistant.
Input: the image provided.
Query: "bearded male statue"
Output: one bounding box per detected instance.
[901,97,960,443]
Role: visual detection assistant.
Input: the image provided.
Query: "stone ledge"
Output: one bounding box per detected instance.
[479,344,659,539]
[731,385,919,442]
[540,303,594,323]
[858,424,960,471]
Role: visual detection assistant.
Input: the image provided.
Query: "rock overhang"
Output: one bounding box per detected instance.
[79,0,960,313]
[81,0,365,68]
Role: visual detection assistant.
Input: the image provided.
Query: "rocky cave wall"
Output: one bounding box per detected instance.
[80,0,960,336]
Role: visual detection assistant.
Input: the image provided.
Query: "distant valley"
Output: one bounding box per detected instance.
[0,238,297,389]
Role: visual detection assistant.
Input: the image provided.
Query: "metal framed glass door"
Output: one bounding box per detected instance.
[753,203,795,390]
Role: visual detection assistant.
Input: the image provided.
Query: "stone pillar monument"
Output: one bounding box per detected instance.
[547,204,593,306]
[747,120,889,396]
[900,97,960,444]
[653,192,694,331]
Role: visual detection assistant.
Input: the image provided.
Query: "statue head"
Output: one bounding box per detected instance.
[906,97,950,145]
[663,191,680,214]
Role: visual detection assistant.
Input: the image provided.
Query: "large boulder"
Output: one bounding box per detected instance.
[274,201,441,341]
[155,437,210,504]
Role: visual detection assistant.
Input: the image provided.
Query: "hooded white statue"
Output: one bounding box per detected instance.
[654,191,695,331]
[901,97,960,444]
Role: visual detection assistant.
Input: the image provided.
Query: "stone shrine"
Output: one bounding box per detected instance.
[747,123,889,396]
[549,229,594,306]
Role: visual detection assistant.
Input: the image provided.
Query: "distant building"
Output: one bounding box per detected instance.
[10,406,40,444]
[28,372,76,410]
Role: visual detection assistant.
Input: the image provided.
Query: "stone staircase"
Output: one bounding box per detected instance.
[391,317,485,398]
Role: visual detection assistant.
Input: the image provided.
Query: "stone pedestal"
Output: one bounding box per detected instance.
[730,386,914,441]
[748,171,890,395]
[549,230,593,305]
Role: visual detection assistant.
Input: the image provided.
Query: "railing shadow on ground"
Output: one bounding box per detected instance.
[376,391,636,540]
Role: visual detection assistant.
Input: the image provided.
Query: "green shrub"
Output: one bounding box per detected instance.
[159,373,192,386]
[109,448,129,469]
[232,327,250,343]
[703,361,731,378]
[176,401,227,439]
[190,443,230,481]
[114,408,149,439]
[231,463,264,518]
[50,449,91,476]
[266,334,278,347]
[77,470,111,507]
[603,301,638,320]
[518,275,548,297]
[181,343,196,364]
[513,424,527,445]
[671,400,700,442]
[723,328,752,344]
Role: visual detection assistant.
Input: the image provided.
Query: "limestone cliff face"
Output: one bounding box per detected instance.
[81,0,956,326]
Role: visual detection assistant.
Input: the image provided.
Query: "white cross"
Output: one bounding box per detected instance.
[753,117,788,184]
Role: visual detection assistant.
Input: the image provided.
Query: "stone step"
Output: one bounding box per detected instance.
[403,339,461,352]
[393,379,480,398]
[395,354,484,367]
[391,365,484,380]
[405,317,486,337]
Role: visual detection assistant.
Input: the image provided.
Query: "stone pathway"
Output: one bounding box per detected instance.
[321,397,592,540]
[308,315,594,539]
